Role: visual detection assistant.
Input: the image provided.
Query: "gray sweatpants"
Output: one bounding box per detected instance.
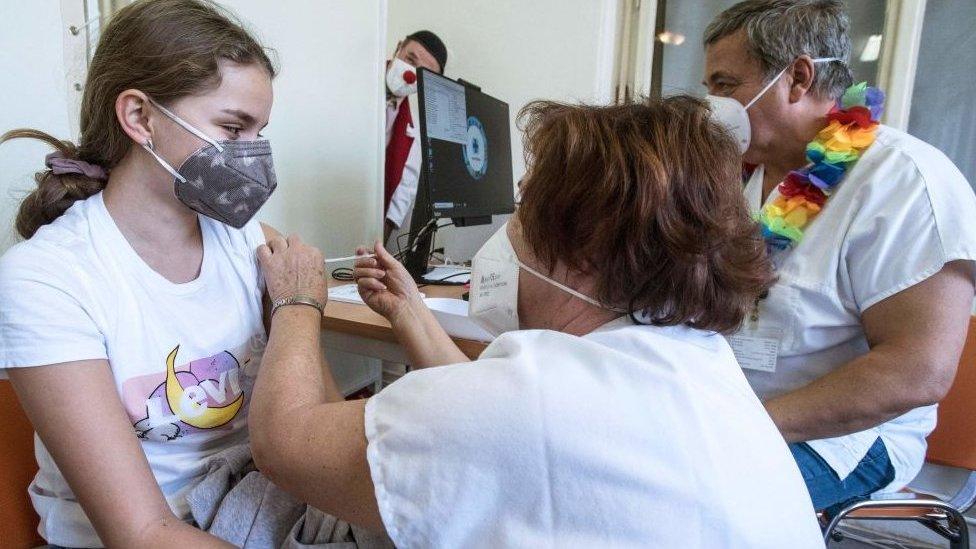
[186,443,395,549]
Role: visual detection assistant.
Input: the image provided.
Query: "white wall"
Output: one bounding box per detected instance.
[224,0,385,256]
[209,1,388,393]
[1,1,386,259]
[386,0,619,260]
[0,2,79,254]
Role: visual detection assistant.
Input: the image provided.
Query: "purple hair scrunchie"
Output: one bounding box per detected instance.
[45,150,108,181]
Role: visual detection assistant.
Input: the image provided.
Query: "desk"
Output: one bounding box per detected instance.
[322,280,488,370]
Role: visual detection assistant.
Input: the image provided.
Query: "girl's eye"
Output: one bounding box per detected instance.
[223,126,242,137]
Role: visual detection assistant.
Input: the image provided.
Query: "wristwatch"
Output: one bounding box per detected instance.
[270,295,326,318]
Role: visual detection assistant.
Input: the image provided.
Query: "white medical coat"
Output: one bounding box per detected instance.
[739,125,976,490]
[365,318,824,548]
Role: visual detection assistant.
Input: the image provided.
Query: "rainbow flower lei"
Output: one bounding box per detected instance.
[758,82,885,251]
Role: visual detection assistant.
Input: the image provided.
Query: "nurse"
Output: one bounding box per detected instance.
[703,0,976,514]
[249,97,824,547]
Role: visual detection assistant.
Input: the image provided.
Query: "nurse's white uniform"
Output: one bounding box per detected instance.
[364,318,824,548]
[738,125,976,491]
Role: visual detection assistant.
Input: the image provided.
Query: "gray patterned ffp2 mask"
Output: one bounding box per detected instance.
[142,98,277,229]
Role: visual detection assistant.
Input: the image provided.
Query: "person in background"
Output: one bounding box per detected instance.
[383,30,447,243]
[0,1,280,546]
[703,0,976,516]
[247,96,825,547]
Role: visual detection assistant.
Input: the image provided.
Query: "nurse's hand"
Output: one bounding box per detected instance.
[357,241,469,368]
[257,233,328,307]
[354,240,424,324]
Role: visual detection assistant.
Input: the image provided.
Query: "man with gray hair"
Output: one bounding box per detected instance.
[703,0,976,516]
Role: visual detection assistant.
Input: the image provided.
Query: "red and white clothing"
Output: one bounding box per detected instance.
[385,96,422,229]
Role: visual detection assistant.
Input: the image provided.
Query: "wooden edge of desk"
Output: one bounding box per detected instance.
[323,283,487,360]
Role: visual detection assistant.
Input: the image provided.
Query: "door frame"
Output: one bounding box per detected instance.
[876,0,927,130]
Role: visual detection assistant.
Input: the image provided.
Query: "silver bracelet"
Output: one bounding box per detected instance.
[270,295,326,318]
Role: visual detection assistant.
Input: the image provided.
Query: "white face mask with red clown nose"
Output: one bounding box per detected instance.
[386,57,418,97]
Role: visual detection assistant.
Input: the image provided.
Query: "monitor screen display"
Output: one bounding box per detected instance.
[418,70,515,220]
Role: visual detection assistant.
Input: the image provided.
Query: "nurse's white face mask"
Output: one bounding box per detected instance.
[468,223,628,337]
[706,57,841,153]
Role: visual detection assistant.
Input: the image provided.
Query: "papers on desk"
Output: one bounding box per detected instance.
[329,284,365,304]
[328,284,427,305]
[421,266,471,284]
[328,285,492,342]
[423,298,494,342]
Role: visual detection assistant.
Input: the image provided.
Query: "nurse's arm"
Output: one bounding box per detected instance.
[355,241,470,368]
[8,361,234,549]
[763,260,974,443]
[388,297,472,367]
[249,305,384,531]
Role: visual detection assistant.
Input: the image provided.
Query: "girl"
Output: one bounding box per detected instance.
[0,1,279,546]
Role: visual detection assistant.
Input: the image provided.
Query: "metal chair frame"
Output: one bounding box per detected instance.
[824,470,976,548]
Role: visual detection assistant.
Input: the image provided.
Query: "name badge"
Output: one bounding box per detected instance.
[727,329,781,372]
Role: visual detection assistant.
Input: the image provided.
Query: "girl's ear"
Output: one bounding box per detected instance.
[116,89,154,145]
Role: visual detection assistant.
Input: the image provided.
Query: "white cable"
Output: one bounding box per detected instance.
[398,217,438,257]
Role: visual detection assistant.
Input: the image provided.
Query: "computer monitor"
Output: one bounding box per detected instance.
[418,69,515,224]
[402,69,515,279]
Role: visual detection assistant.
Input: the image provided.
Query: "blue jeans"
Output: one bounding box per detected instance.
[790,437,896,517]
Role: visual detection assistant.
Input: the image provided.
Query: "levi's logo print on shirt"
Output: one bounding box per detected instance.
[121,340,259,441]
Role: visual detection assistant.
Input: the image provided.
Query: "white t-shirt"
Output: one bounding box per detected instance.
[385,96,422,229]
[0,193,267,547]
[737,125,976,490]
[365,319,824,548]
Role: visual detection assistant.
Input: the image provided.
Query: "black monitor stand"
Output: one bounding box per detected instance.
[403,73,497,281]
[403,172,492,281]
[403,171,436,280]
